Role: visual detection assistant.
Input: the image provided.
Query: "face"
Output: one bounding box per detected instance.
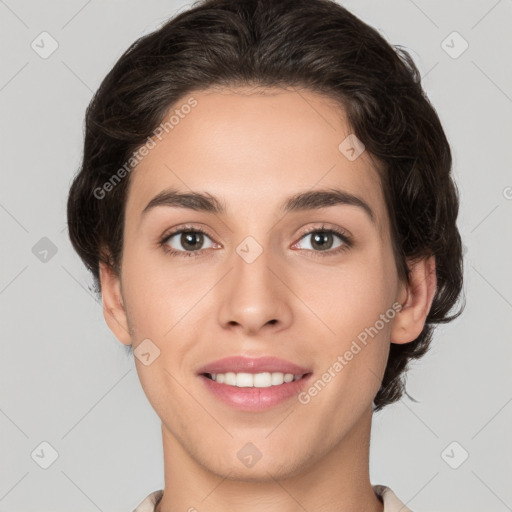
[107,86,408,480]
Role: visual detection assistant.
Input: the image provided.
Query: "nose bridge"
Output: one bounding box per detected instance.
[217,236,292,333]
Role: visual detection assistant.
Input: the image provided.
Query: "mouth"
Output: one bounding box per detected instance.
[196,356,313,411]
[198,370,313,411]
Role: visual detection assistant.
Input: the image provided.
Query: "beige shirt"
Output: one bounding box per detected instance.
[132,485,412,512]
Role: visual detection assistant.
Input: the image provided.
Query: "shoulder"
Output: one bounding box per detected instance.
[132,489,164,512]
[373,485,413,512]
[133,486,410,512]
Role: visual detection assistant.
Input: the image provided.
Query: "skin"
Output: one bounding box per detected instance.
[99,86,436,512]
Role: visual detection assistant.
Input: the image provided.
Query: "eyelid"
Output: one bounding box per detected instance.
[161,223,218,241]
[294,222,351,241]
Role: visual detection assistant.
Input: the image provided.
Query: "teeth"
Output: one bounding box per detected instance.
[209,372,302,387]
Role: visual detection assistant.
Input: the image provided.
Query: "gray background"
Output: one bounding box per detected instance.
[1,0,511,511]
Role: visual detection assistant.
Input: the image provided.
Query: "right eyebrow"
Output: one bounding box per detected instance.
[141,188,225,217]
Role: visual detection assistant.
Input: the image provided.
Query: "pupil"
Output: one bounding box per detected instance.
[182,232,203,250]
[312,232,332,250]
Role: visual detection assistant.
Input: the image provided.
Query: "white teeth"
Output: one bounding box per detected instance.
[209,371,302,387]
[236,372,253,387]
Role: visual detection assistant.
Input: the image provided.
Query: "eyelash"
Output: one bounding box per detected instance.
[158,224,353,259]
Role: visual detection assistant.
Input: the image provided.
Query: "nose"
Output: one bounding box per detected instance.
[217,243,293,336]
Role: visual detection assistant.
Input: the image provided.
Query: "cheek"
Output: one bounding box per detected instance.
[120,249,212,385]
[120,245,195,334]
[307,262,394,411]
[302,247,397,402]
[306,249,396,336]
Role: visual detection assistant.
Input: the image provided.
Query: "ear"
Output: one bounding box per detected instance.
[391,255,437,344]
[98,260,132,346]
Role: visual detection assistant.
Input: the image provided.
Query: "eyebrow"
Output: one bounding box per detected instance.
[141,187,375,224]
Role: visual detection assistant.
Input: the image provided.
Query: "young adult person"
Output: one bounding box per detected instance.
[66,1,464,510]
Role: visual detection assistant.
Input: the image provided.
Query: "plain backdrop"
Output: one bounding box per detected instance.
[1,1,511,511]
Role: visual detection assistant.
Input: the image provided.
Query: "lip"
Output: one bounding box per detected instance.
[197,356,313,412]
[196,356,312,375]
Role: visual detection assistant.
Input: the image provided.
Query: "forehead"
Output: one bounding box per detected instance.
[125,86,388,234]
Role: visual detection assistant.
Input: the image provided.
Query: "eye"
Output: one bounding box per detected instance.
[292,226,352,255]
[159,224,352,259]
[160,227,217,257]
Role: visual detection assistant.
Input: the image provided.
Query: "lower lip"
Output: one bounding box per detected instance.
[199,373,313,411]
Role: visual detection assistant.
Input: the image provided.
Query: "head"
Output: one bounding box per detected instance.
[67,0,464,480]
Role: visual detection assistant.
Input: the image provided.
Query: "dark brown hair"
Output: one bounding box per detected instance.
[66,0,465,411]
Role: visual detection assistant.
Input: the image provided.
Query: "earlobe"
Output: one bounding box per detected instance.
[98,260,132,346]
[390,255,437,345]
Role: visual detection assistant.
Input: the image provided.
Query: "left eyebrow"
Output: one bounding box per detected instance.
[141,187,375,224]
[281,188,375,224]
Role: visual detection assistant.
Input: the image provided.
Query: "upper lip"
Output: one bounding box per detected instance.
[197,356,312,375]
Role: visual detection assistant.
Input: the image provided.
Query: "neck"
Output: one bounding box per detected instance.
[156,407,383,512]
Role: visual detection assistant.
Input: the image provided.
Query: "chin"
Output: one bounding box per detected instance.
[201,450,311,483]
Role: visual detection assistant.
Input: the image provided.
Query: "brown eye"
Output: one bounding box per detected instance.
[296,229,350,253]
[162,229,215,253]
[309,231,335,251]
[180,231,205,251]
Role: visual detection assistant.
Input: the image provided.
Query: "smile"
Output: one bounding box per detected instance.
[204,371,305,387]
